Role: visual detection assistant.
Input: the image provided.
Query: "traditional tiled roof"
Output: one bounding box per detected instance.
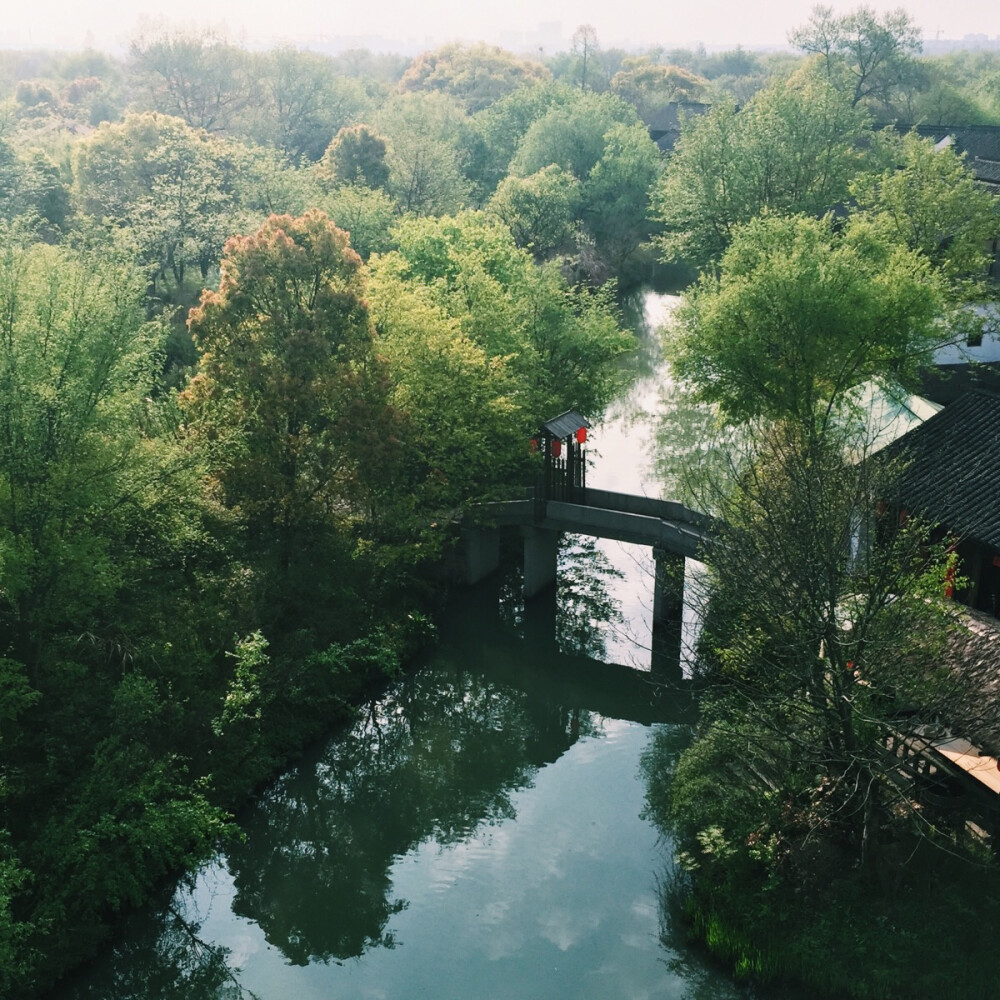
[945,607,1000,752]
[643,101,710,152]
[907,124,1000,187]
[541,409,590,439]
[886,391,1000,550]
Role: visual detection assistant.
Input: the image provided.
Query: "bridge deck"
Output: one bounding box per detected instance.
[470,489,712,559]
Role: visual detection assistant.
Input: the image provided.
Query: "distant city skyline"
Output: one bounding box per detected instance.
[4,0,999,54]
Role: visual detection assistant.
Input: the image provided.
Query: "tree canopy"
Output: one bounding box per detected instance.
[399,42,550,113]
[790,3,924,114]
[669,212,943,437]
[653,70,868,266]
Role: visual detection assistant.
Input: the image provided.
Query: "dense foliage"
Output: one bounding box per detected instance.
[648,14,1000,996]
[0,10,997,996]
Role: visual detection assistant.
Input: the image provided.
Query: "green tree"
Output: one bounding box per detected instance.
[251,49,373,162]
[0,131,22,221]
[653,71,868,265]
[367,267,529,507]
[319,123,390,191]
[580,122,662,280]
[669,212,943,440]
[0,234,229,993]
[650,200,990,991]
[610,57,707,115]
[509,90,638,181]
[467,81,572,198]
[650,425,968,994]
[399,42,550,113]
[73,112,244,290]
[850,129,1000,299]
[0,240,165,668]
[318,182,398,260]
[789,3,925,114]
[372,212,633,421]
[376,93,472,215]
[129,27,256,133]
[486,164,580,258]
[17,149,70,236]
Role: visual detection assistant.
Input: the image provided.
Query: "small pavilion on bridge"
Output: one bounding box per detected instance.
[533,409,591,503]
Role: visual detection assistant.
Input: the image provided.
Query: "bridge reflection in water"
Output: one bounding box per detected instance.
[461,487,713,684]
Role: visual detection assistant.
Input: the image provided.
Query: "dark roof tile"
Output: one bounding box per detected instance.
[886,391,1000,549]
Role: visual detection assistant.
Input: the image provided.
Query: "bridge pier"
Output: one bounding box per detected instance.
[461,527,501,585]
[522,526,560,598]
[651,618,683,684]
[653,548,685,628]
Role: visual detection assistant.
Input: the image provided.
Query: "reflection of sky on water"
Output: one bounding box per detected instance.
[571,291,704,672]
[149,722,714,1000]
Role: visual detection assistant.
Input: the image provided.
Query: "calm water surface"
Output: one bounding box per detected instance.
[55,293,758,1000]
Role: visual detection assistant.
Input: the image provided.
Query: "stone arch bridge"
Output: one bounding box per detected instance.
[461,486,714,633]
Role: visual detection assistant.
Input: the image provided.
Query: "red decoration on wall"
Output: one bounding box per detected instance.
[551,439,562,458]
[576,426,587,444]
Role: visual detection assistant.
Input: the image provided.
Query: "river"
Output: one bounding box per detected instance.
[53,292,764,1000]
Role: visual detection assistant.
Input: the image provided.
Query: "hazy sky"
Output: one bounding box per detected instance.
[3,0,998,53]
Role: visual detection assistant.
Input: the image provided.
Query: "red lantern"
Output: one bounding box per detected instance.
[551,439,562,458]
[529,437,539,453]
[575,426,587,444]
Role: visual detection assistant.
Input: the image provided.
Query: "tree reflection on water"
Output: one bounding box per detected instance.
[224,665,580,966]
[59,892,260,1000]
[58,531,650,998]
[496,534,626,662]
[60,654,607,998]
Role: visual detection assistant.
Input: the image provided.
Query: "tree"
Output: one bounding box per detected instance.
[648,422,968,991]
[467,81,571,199]
[375,93,472,215]
[850,129,1000,298]
[371,212,633,422]
[129,27,256,133]
[648,198,992,990]
[571,25,601,92]
[367,265,529,508]
[580,122,662,279]
[610,57,707,115]
[669,212,944,441]
[319,123,390,191]
[509,90,638,181]
[17,150,70,236]
[181,211,400,619]
[73,112,243,290]
[653,71,868,265]
[0,132,21,221]
[0,240,164,668]
[399,43,550,113]
[249,49,373,162]
[790,4,925,114]
[318,183,398,260]
[486,164,580,258]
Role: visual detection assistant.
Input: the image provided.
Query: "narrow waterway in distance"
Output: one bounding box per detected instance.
[54,292,786,1000]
